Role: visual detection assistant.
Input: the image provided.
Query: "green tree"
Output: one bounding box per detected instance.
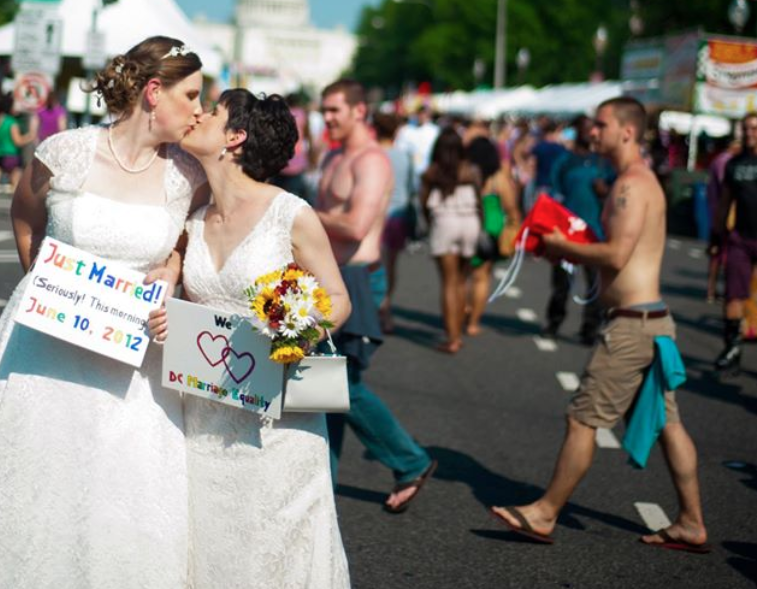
[348,0,742,98]
[0,0,18,25]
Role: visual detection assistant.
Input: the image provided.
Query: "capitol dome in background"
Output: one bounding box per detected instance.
[194,0,356,96]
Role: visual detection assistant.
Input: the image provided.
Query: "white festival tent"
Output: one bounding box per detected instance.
[514,82,623,117]
[658,110,731,138]
[473,86,538,119]
[432,82,623,119]
[0,0,223,77]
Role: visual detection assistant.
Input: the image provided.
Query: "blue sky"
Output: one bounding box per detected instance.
[174,0,380,31]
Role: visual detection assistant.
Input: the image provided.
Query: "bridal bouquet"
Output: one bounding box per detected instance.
[244,263,334,364]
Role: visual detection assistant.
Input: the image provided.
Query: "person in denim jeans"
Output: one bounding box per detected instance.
[316,79,437,513]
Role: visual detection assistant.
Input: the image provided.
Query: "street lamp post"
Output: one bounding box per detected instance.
[629,0,644,36]
[516,47,530,85]
[728,0,750,33]
[593,24,608,82]
[473,58,485,87]
[494,0,507,89]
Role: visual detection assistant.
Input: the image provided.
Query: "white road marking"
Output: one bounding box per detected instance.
[0,230,13,243]
[534,336,557,352]
[595,428,621,448]
[0,250,19,263]
[668,239,681,250]
[504,286,522,299]
[634,502,672,532]
[517,308,537,323]
[556,371,580,391]
[688,248,704,259]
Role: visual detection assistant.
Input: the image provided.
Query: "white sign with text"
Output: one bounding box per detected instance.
[15,237,166,367]
[161,298,284,419]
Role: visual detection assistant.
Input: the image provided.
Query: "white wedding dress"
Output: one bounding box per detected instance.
[182,192,350,589]
[0,127,205,589]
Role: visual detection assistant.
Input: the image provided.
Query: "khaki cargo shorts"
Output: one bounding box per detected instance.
[567,314,681,429]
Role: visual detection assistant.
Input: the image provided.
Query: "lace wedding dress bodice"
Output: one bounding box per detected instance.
[0,126,204,589]
[183,191,304,311]
[42,126,204,271]
[181,192,351,589]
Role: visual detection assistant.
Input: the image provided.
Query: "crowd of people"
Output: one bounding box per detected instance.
[2,32,745,588]
[0,90,68,193]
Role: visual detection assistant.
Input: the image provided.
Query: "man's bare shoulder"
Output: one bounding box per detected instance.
[353,144,391,174]
[615,163,663,203]
[355,143,390,164]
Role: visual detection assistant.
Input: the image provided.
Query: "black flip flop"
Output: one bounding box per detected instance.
[490,506,555,544]
[384,459,438,514]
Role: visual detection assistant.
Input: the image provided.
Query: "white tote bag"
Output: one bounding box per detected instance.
[283,333,350,413]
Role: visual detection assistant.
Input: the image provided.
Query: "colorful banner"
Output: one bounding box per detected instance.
[161,298,284,419]
[695,37,757,117]
[15,237,166,367]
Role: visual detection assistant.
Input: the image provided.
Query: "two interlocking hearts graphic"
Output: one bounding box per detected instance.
[196,332,256,384]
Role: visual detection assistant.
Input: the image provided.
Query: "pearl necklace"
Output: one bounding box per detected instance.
[107,125,160,174]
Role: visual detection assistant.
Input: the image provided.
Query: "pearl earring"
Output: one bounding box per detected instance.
[220,146,227,159]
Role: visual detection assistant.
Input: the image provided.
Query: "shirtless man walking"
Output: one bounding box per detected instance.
[491,97,709,552]
[316,79,436,513]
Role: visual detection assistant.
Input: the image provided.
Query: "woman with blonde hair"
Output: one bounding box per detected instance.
[0,36,207,587]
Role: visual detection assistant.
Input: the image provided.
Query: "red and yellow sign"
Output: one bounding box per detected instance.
[696,37,757,116]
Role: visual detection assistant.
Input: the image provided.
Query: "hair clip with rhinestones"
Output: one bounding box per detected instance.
[161,45,193,59]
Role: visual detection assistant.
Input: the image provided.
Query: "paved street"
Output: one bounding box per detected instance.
[0,195,755,588]
[332,237,757,587]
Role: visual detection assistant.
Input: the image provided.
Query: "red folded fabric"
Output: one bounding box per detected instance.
[513,194,598,257]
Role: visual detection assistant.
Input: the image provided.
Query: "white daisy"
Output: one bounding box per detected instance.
[288,299,316,328]
[251,319,276,338]
[279,321,300,339]
[280,291,303,309]
[297,275,318,296]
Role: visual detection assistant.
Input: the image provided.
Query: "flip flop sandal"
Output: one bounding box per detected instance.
[640,529,711,554]
[490,505,555,544]
[383,459,438,514]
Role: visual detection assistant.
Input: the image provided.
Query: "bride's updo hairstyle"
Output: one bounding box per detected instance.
[220,89,298,182]
[90,36,202,118]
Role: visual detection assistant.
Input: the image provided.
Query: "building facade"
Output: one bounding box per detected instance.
[194,0,356,96]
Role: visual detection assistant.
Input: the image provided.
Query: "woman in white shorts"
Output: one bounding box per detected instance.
[421,127,481,353]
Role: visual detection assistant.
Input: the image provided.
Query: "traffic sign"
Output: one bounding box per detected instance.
[83,30,107,70]
[13,71,51,112]
[11,2,64,76]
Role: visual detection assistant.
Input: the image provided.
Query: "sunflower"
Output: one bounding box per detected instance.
[313,287,332,317]
[251,287,278,322]
[271,345,305,364]
[283,267,305,282]
[254,269,283,289]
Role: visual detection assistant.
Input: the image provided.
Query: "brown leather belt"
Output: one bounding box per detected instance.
[366,261,382,272]
[606,308,669,320]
